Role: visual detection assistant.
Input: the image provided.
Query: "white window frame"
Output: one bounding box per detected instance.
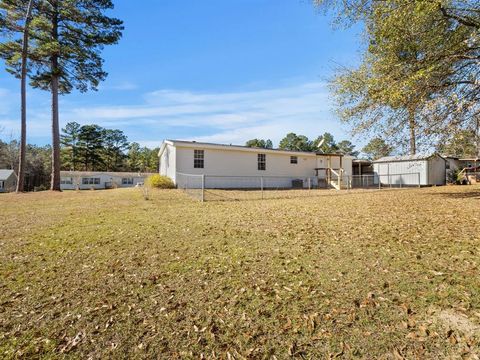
[0,180,4,189]
[60,177,73,185]
[194,149,204,169]
[82,177,100,185]
[122,178,134,185]
[258,153,266,171]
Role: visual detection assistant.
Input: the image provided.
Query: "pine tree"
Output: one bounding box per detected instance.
[245,139,274,149]
[362,138,393,160]
[127,142,142,172]
[279,133,313,152]
[337,140,359,157]
[0,0,123,190]
[0,0,34,192]
[60,122,81,171]
[312,133,338,153]
[102,129,129,171]
[77,125,104,171]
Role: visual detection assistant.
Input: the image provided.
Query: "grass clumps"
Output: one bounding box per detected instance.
[146,174,175,189]
[1,186,480,358]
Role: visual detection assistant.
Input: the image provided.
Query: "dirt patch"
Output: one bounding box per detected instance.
[436,309,480,337]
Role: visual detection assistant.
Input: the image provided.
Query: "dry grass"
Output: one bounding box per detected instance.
[0,186,479,359]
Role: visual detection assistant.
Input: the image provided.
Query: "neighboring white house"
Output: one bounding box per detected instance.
[60,171,153,190]
[373,154,446,186]
[159,140,354,189]
[0,169,17,193]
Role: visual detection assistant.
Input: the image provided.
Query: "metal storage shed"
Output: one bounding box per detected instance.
[0,169,17,193]
[373,154,446,186]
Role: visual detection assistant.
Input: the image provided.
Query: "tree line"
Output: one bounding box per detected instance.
[246,132,390,160]
[0,124,159,191]
[246,132,359,155]
[60,122,159,173]
[248,127,480,160]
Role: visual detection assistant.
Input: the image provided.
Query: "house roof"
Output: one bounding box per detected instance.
[459,157,480,162]
[442,155,460,160]
[352,159,373,164]
[160,139,353,158]
[373,154,444,163]
[60,171,155,178]
[0,169,15,181]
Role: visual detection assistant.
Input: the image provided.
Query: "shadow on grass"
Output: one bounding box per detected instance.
[430,190,480,199]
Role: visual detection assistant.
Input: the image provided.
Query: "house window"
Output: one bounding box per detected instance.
[258,153,266,171]
[122,178,134,185]
[0,181,4,189]
[61,177,73,185]
[290,156,298,164]
[194,150,204,168]
[82,177,100,185]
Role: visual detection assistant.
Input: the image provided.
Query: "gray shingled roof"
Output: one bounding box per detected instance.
[373,154,443,163]
[0,169,15,180]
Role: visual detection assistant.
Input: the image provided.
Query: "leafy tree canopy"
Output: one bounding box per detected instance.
[316,0,480,154]
[312,132,338,153]
[279,133,313,152]
[245,138,273,149]
[0,0,124,93]
[437,129,478,158]
[361,137,393,160]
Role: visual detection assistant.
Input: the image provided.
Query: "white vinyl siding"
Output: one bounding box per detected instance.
[174,147,324,177]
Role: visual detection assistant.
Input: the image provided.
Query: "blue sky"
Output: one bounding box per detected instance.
[0,0,364,149]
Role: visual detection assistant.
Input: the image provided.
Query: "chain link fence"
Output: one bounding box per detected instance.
[174,172,421,202]
[351,173,421,189]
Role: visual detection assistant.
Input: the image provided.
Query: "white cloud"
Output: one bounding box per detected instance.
[1,81,352,146]
[99,81,139,91]
[0,88,15,116]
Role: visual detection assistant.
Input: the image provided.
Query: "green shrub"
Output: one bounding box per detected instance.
[146,174,175,189]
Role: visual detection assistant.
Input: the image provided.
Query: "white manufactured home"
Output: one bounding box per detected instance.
[159,140,353,189]
[373,154,446,186]
[60,171,153,190]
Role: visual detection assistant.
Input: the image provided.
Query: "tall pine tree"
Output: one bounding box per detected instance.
[0,0,34,192]
[60,121,81,171]
[0,0,123,190]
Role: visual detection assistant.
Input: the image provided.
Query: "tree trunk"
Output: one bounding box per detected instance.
[17,0,35,193]
[408,108,417,155]
[476,116,480,158]
[50,2,61,191]
[51,73,61,190]
[72,143,76,171]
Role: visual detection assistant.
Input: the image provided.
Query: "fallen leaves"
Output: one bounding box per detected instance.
[1,186,480,358]
[59,331,84,353]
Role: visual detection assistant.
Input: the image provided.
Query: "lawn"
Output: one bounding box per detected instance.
[1,186,479,359]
